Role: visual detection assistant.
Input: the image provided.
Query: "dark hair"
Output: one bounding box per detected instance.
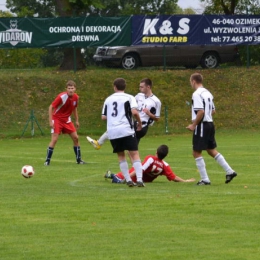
[66,80,76,87]
[140,78,153,88]
[157,145,169,160]
[113,78,126,90]
[190,73,203,84]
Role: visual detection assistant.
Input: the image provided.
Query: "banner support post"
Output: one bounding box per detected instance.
[21,110,44,138]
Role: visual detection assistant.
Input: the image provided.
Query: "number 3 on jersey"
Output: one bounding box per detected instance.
[112,102,118,117]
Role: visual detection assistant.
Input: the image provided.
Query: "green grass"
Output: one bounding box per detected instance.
[0,131,259,260]
[1,66,260,138]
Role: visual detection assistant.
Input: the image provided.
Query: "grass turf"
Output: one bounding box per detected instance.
[0,131,259,260]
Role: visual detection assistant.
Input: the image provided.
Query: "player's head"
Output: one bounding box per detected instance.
[156,145,169,160]
[139,78,153,94]
[190,73,203,89]
[140,78,152,88]
[66,80,76,96]
[113,78,126,91]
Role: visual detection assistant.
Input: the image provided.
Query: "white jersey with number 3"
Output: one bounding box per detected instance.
[192,87,215,122]
[102,92,138,140]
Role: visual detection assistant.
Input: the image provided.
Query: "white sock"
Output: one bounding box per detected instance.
[98,131,109,145]
[214,153,234,175]
[133,160,143,182]
[119,160,131,182]
[195,157,210,182]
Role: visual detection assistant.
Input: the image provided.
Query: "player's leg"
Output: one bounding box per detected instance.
[117,151,134,186]
[135,123,148,144]
[193,123,211,185]
[129,150,144,187]
[86,131,108,150]
[69,131,86,164]
[207,149,237,184]
[193,150,210,185]
[206,123,237,183]
[44,133,59,165]
[104,170,125,183]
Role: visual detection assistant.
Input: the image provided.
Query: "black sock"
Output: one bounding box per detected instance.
[74,146,81,162]
[45,147,54,163]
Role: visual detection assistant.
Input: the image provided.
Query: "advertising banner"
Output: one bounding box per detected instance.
[0,15,260,48]
[0,17,131,48]
[132,15,260,46]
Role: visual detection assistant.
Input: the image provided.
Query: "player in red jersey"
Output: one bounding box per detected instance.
[44,80,86,165]
[104,145,195,184]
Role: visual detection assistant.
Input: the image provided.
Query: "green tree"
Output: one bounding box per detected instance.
[201,0,260,15]
[201,0,260,67]
[0,10,13,17]
[6,0,55,17]
[90,0,178,16]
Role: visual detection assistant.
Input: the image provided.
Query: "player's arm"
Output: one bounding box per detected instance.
[142,107,159,121]
[186,109,204,131]
[173,176,196,183]
[72,107,79,128]
[132,108,142,131]
[48,104,54,128]
[102,103,107,120]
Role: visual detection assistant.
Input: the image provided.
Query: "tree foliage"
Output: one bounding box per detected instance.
[6,0,180,17]
[0,10,13,17]
[6,0,55,17]
[201,0,260,15]
[201,0,260,67]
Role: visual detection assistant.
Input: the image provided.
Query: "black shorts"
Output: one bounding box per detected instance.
[110,135,138,153]
[134,121,148,143]
[193,122,217,151]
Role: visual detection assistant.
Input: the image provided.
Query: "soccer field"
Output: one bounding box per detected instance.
[0,131,259,260]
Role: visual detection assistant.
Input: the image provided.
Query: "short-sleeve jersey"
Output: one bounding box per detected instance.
[141,155,176,182]
[192,87,215,122]
[52,92,79,123]
[135,93,161,126]
[102,92,138,140]
[115,155,177,182]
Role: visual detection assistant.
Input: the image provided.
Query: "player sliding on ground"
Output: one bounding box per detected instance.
[104,145,195,184]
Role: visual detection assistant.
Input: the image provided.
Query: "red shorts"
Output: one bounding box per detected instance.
[116,168,137,183]
[51,119,76,134]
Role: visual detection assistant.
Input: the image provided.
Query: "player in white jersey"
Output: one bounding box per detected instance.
[102,78,144,187]
[87,78,161,148]
[186,73,237,185]
[134,78,161,143]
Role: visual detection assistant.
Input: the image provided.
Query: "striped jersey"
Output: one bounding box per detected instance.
[192,87,215,122]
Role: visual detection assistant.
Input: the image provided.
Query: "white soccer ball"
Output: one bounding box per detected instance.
[21,165,35,178]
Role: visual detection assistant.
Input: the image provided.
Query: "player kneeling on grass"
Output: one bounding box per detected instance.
[104,145,195,184]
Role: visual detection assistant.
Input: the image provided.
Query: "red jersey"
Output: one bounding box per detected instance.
[116,155,177,182]
[52,92,79,123]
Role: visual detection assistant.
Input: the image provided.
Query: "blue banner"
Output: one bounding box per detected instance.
[132,15,260,46]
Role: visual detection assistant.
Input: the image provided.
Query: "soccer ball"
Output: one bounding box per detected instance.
[21,165,35,178]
